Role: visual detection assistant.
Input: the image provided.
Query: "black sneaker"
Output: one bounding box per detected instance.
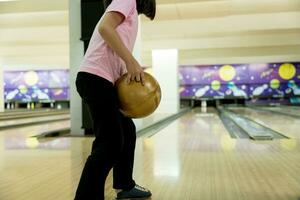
[116,184,152,199]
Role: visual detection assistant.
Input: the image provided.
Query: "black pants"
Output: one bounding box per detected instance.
[74,72,136,200]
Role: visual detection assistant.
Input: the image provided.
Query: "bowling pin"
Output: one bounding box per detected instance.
[288,81,300,95]
[252,84,268,96]
[195,86,210,97]
[232,88,247,97]
[293,87,300,95]
[227,82,247,97]
[217,91,225,96]
[37,91,50,100]
[201,100,207,113]
[275,89,284,96]
[6,90,18,100]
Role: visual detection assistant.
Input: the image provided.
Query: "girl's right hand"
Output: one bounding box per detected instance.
[125,58,145,85]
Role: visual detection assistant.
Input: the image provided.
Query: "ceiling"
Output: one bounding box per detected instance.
[141,0,300,65]
[0,0,68,70]
[0,0,300,70]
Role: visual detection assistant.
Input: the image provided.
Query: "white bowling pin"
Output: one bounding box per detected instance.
[6,89,18,100]
[37,91,50,100]
[233,88,247,97]
[252,84,268,96]
[195,86,210,97]
[293,87,300,95]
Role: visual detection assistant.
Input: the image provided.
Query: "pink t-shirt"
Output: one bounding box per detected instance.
[79,0,138,84]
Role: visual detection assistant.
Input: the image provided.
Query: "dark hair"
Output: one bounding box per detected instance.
[103,0,156,20]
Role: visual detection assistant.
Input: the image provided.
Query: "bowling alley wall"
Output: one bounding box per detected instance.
[3,70,69,109]
[3,62,300,109]
[179,62,300,104]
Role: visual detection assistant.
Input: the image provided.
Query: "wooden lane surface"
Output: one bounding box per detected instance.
[0,108,299,200]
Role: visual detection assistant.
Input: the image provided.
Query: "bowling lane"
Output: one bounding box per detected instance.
[1,108,300,200]
[130,108,300,200]
[0,114,70,129]
[255,106,300,117]
[283,105,300,110]
[1,108,69,115]
[229,107,300,139]
[0,120,73,200]
[0,109,69,121]
[0,119,70,139]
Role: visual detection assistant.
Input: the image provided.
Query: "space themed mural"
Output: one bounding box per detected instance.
[4,70,69,102]
[179,62,300,99]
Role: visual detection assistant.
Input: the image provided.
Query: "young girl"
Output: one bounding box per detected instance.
[75,0,156,199]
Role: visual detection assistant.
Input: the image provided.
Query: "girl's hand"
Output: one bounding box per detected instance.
[126,58,145,85]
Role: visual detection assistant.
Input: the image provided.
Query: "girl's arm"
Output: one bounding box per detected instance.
[98,12,144,84]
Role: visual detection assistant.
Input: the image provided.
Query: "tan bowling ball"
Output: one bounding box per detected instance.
[116,72,161,118]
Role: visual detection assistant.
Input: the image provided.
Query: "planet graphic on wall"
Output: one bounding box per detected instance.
[211,80,221,91]
[219,65,236,81]
[270,79,280,89]
[278,63,296,80]
[24,71,39,86]
[18,85,28,94]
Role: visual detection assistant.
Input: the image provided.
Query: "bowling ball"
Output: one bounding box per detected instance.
[116,72,161,118]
